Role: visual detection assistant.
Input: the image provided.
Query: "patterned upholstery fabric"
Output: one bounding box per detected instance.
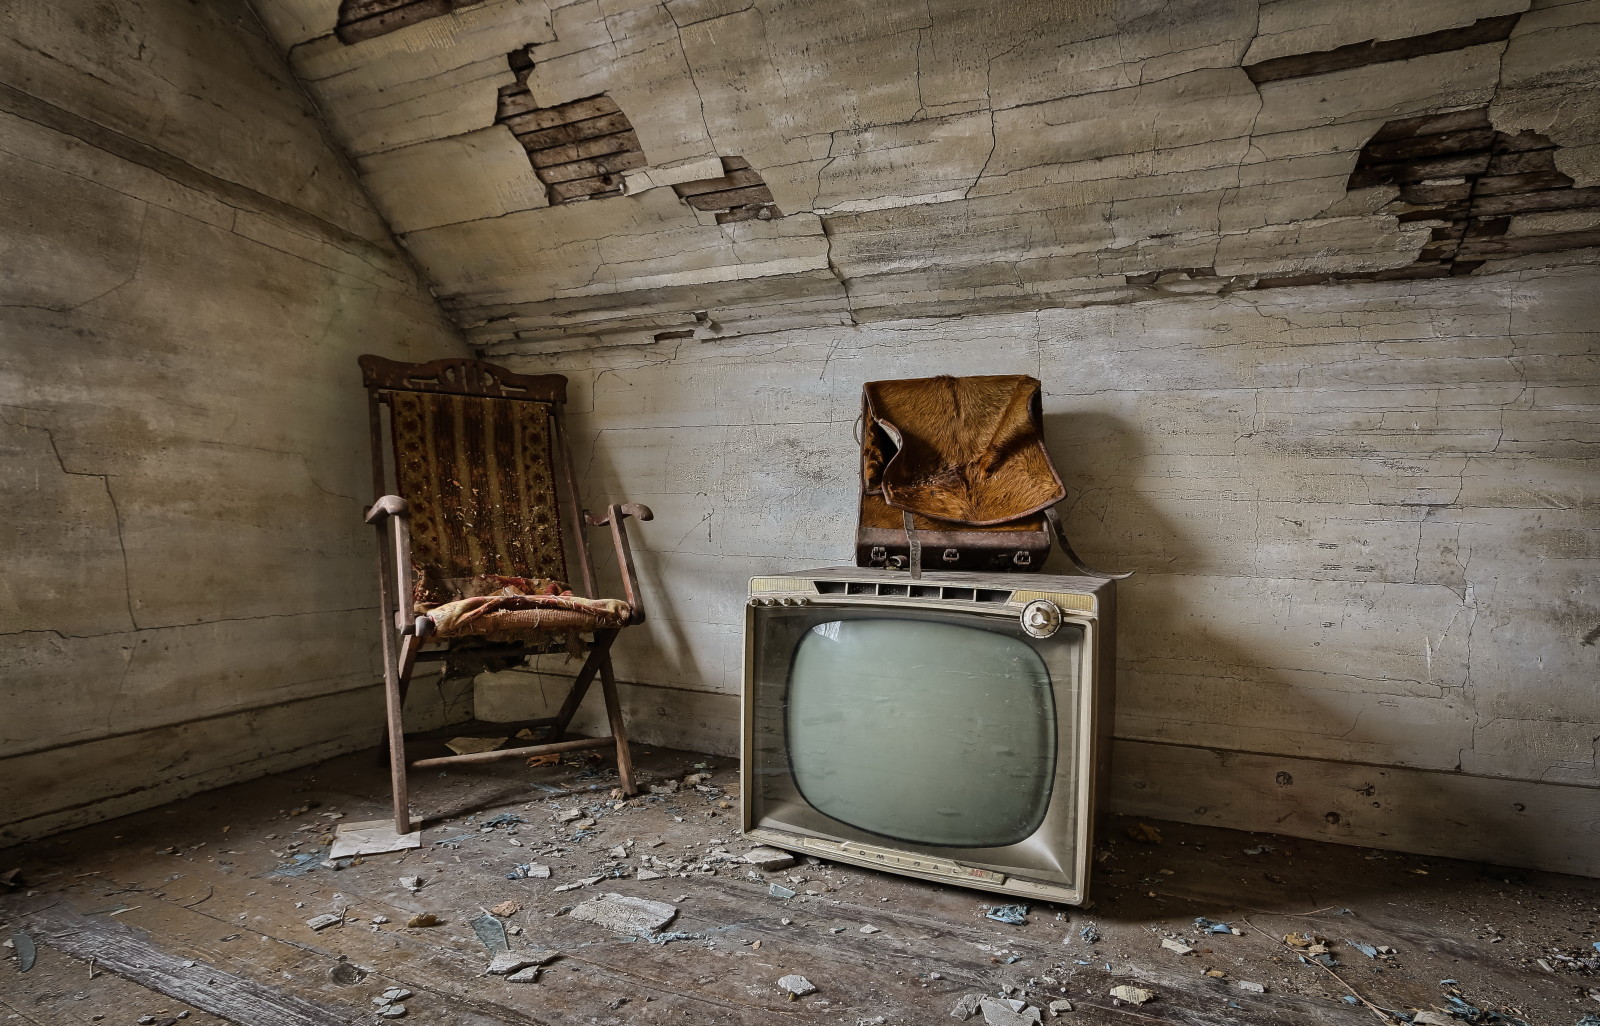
[389,391,569,608]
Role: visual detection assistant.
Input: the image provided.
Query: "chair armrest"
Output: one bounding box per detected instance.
[585,503,653,527]
[364,495,409,523]
[584,503,653,622]
[366,495,418,630]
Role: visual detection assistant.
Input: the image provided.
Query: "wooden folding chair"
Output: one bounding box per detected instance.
[359,355,652,834]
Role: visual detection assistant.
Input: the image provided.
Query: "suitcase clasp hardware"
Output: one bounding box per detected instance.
[941,548,960,562]
[1012,550,1031,566]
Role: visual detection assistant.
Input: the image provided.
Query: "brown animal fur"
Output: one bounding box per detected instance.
[862,375,1064,526]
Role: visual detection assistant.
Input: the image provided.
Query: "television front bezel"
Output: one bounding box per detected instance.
[740,566,1114,906]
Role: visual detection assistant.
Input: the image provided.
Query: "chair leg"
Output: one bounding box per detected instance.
[598,654,636,796]
[385,634,420,836]
[553,629,617,736]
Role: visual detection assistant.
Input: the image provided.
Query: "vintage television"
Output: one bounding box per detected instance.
[741,566,1114,904]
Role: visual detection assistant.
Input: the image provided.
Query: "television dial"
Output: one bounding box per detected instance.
[1020,598,1062,638]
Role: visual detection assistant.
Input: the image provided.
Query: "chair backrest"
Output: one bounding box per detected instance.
[360,355,584,604]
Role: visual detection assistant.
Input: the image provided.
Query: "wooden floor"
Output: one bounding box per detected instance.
[3,742,1597,1025]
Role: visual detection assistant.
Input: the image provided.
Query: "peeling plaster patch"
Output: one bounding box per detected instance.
[623,157,726,195]
[336,0,484,45]
[672,156,781,223]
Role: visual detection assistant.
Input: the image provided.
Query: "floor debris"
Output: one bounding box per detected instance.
[743,846,797,870]
[984,904,1029,925]
[472,913,509,953]
[329,962,366,985]
[489,900,521,917]
[1126,823,1163,844]
[568,893,678,937]
[553,875,604,893]
[405,913,439,928]
[304,913,342,931]
[769,883,797,899]
[398,875,422,892]
[777,974,817,996]
[950,992,983,1020]
[1160,937,1194,955]
[1238,980,1267,994]
[1109,985,1154,1004]
[649,930,704,945]
[507,863,551,880]
[446,737,507,756]
[487,951,537,975]
[978,996,1041,1025]
[328,819,421,859]
[12,931,36,972]
[1047,999,1073,1015]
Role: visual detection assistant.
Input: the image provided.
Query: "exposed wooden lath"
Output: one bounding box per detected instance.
[1352,108,1600,276]
[1242,14,1522,84]
[673,157,781,223]
[494,50,646,207]
[335,0,479,45]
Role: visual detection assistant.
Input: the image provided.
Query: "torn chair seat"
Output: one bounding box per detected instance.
[422,592,632,638]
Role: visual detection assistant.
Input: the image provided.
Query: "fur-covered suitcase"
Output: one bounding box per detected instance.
[854,374,1126,578]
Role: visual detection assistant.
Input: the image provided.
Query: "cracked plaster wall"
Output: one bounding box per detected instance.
[248,0,1600,872]
[0,0,471,845]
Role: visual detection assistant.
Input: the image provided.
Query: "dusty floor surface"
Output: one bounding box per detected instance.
[2,742,1598,1026]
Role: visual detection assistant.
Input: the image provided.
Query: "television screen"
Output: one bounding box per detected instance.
[786,618,1065,848]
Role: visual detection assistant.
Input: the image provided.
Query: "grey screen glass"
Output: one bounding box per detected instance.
[785,618,1056,848]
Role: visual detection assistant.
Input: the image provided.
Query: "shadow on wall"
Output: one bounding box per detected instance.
[1040,411,1573,871]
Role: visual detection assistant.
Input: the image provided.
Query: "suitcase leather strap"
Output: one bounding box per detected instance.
[1042,507,1133,580]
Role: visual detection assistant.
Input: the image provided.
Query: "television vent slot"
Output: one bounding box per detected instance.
[846,582,875,595]
[813,581,847,595]
[975,589,1011,604]
[877,584,909,596]
[940,587,976,601]
[910,585,941,598]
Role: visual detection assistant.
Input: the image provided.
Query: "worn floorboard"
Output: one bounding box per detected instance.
[2,743,1596,1025]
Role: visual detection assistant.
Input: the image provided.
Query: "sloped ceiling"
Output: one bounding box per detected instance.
[253,0,1600,355]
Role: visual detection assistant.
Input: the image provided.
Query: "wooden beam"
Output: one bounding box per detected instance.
[409,734,613,768]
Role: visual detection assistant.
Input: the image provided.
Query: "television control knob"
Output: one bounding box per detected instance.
[1021,598,1062,638]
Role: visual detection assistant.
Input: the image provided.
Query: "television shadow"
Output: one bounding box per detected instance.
[1038,411,1557,902]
